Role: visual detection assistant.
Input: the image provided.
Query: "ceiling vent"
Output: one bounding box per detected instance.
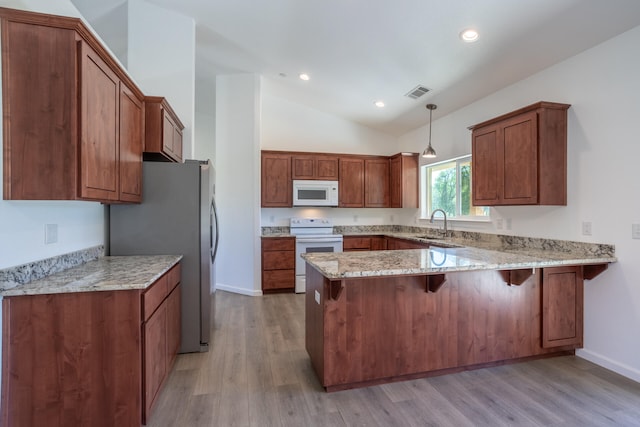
[405,85,430,100]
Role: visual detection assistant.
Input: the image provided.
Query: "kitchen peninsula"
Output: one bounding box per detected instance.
[302,238,615,392]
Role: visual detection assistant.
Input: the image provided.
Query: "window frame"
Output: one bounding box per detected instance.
[420,154,490,221]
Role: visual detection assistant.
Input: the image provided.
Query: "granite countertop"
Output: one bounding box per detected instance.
[301,245,616,279]
[0,255,182,297]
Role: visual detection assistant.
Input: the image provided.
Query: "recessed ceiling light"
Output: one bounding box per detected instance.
[374,100,385,108]
[460,29,479,42]
[299,73,310,81]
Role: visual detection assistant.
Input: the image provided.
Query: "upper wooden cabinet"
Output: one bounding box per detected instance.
[260,150,419,209]
[144,96,184,163]
[389,153,419,208]
[364,158,390,208]
[261,151,292,207]
[339,157,365,207]
[292,154,339,180]
[470,102,570,206]
[0,7,144,203]
[119,85,144,202]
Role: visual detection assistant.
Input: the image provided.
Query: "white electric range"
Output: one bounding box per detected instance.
[290,218,343,293]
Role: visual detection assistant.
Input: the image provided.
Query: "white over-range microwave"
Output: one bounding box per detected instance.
[292,180,339,207]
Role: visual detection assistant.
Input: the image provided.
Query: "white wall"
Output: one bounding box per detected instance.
[215,74,261,295]
[262,93,396,155]
[399,25,640,382]
[127,0,196,159]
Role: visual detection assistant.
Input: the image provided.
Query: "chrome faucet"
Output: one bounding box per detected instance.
[429,209,448,237]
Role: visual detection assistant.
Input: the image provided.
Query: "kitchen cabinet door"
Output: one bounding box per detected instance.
[339,157,365,207]
[386,237,429,250]
[119,83,144,202]
[365,159,390,208]
[261,152,293,207]
[1,19,78,200]
[143,302,167,421]
[542,266,583,348]
[389,153,419,208]
[292,155,316,179]
[79,40,120,201]
[472,124,501,205]
[343,236,372,251]
[292,154,339,180]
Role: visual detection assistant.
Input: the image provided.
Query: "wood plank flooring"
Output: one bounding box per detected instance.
[146,291,640,427]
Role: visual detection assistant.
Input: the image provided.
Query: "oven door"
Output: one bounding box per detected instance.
[295,236,343,293]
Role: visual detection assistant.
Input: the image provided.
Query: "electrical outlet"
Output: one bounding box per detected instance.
[495,218,503,230]
[582,221,592,236]
[353,215,359,222]
[390,214,395,223]
[506,218,512,230]
[45,224,58,244]
[632,224,640,239]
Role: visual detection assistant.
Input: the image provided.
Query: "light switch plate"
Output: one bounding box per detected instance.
[582,221,592,236]
[632,224,640,239]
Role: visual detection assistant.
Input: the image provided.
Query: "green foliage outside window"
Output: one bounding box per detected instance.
[426,157,487,218]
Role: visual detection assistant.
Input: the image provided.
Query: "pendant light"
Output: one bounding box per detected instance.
[422,104,437,158]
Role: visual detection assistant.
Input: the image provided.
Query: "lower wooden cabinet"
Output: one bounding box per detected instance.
[262,237,295,292]
[541,266,583,348]
[1,262,181,427]
[343,235,388,251]
[142,265,181,423]
[386,237,430,250]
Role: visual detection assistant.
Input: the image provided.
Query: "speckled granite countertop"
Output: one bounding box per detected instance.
[301,244,616,279]
[0,255,182,297]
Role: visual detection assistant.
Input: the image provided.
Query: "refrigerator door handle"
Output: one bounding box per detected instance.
[210,199,219,263]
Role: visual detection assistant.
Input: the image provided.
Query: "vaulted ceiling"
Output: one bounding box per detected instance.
[74,0,640,135]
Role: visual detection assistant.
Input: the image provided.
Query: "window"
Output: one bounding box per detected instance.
[421,155,489,219]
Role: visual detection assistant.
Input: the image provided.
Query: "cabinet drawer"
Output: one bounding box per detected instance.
[167,263,181,292]
[263,270,295,290]
[343,237,371,250]
[143,273,169,322]
[263,251,295,270]
[262,237,295,251]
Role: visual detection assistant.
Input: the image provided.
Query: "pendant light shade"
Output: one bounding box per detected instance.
[422,104,437,158]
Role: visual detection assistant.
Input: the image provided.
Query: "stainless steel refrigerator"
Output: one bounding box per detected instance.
[109,159,219,353]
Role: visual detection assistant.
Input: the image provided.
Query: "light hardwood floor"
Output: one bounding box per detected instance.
[147,291,640,427]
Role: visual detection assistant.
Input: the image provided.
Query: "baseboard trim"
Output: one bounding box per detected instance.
[577,349,640,383]
[215,283,263,296]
